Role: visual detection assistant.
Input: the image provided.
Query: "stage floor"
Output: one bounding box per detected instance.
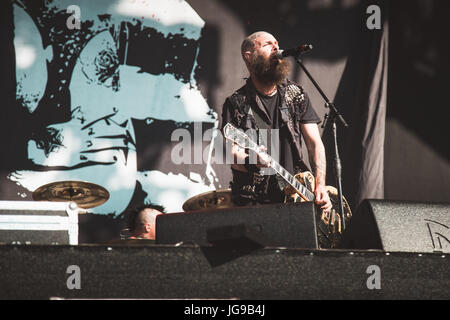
[0,244,448,300]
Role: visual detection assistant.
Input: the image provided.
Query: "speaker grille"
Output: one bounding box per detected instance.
[339,199,450,253]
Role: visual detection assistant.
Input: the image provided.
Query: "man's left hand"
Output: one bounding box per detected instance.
[314,185,332,212]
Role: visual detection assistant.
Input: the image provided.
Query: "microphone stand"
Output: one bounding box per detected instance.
[294,55,349,231]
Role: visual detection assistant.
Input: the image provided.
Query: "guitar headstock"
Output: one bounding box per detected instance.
[223,123,257,151]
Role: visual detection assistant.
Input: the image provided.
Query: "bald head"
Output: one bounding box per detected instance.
[135,208,160,226]
[132,207,163,240]
[241,31,275,61]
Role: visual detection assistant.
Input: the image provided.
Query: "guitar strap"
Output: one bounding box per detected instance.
[246,105,269,149]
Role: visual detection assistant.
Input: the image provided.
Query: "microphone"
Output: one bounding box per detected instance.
[276,44,313,59]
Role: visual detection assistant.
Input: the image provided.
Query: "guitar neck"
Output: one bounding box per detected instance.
[268,157,315,202]
[245,139,315,202]
[223,123,315,202]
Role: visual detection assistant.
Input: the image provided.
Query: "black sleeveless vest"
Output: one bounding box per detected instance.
[223,79,311,205]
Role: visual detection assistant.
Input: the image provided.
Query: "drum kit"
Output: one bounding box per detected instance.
[32,179,232,212]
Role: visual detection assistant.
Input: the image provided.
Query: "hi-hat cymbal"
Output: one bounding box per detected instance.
[33,180,109,209]
[182,189,233,211]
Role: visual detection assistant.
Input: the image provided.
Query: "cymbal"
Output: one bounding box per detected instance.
[182,189,233,211]
[33,180,109,209]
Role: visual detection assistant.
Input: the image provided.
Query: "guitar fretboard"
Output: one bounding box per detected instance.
[228,124,315,202]
[269,158,315,202]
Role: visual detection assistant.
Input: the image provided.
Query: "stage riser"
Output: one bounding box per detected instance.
[0,245,448,300]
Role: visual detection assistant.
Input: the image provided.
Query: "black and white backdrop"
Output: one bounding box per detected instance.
[0,0,448,242]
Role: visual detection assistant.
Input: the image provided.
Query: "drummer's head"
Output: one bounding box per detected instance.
[128,204,165,240]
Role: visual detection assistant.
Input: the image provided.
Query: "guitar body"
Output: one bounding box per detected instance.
[284,171,352,248]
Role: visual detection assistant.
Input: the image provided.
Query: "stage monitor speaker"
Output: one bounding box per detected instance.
[156,201,318,248]
[339,199,450,253]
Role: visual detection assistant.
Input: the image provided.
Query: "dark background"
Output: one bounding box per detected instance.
[384,0,449,202]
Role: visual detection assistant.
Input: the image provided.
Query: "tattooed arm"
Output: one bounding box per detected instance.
[300,123,332,211]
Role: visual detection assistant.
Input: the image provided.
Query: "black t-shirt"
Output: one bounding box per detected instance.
[257,91,279,125]
[255,90,320,175]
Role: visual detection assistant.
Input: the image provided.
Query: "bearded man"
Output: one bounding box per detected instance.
[221,31,332,211]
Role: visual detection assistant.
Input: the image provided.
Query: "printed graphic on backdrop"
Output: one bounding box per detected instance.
[9,0,219,215]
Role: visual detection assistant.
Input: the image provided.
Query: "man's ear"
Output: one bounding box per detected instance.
[144,223,152,233]
[244,51,252,65]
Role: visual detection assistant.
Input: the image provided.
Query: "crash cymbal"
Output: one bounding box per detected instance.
[182,189,233,211]
[33,180,109,209]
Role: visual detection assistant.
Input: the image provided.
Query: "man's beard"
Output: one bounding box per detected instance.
[249,52,290,85]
